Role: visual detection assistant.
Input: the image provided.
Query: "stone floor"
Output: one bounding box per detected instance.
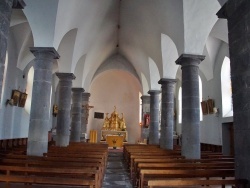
[102,150,133,188]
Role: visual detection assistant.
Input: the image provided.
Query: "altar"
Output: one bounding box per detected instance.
[106,135,124,147]
[100,106,128,146]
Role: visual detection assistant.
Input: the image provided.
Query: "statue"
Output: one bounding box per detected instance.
[110,106,119,130]
[102,113,110,130]
[120,113,126,131]
[101,106,128,142]
[101,106,126,131]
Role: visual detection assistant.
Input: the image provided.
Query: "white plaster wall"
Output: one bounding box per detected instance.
[88,70,142,144]
[0,36,29,139]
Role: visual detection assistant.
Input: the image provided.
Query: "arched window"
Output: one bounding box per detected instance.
[1,52,8,105]
[199,76,203,121]
[178,76,203,123]
[25,67,34,114]
[221,56,233,117]
[178,87,182,123]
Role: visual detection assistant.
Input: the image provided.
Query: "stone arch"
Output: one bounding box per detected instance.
[183,1,220,55]
[92,54,141,86]
[148,57,160,90]
[140,73,149,95]
[161,33,179,79]
[57,28,78,73]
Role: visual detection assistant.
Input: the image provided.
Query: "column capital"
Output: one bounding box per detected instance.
[12,0,26,9]
[158,78,177,85]
[56,72,76,80]
[148,90,161,95]
[72,88,85,93]
[30,47,60,59]
[82,92,91,98]
[141,95,150,101]
[176,54,205,67]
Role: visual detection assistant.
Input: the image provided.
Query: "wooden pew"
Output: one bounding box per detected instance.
[129,154,184,178]
[147,179,248,188]
[134,162,234,186]
[0,153,106,183]
[139,169,235,188]
[0,165,98,188]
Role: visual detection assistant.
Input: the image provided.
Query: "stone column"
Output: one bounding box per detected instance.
[27,47,59,156]
[81,92,90,136]
[158,78,177,150]
[140,95,150,140]
[70,88,84,142]
[148,90,161,145]
[0,0,25,102]
[176,54,205,159]
[56,73,76,146]
[218,0,250,183]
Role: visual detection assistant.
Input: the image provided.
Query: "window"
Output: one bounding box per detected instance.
[221,56,233,117]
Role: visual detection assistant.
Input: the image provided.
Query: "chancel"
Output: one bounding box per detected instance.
[101,106,128,147]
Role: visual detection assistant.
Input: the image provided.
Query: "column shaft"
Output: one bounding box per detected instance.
[176,54,205,159]
[81,92,90,136]
[219,0,250,183]
[56,73,75,146]
[158,79,176,150]
[0,1,12,102]
[27,47,59,156]
[148,90,161,145]
[140,95,150,140]
[70,88,84,142]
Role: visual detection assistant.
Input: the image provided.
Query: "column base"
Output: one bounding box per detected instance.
[56,135,70,147]
[27,140,48,156]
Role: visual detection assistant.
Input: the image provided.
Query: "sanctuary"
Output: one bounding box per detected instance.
[101,106,128,147]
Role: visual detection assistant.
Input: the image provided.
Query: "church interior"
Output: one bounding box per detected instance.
[0,0,250,187]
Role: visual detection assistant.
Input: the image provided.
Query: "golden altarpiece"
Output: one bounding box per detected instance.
[101,106,128,147]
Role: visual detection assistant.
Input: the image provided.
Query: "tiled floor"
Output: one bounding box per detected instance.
[102,151,133,188]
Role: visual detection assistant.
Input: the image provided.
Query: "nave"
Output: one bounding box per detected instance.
[102,150,132,188]
[0,138,248,188]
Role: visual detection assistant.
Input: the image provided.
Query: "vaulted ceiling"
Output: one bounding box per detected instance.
[10,0,228,93]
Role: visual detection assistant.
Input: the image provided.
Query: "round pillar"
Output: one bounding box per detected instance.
[140,95,150,140]
[70,88,84,142]
[148,90,161,145]
[176,54,205,159]
[81,92,90,136]
[27,47,59,156]
[56,73,76,146]
[158,78,177,150]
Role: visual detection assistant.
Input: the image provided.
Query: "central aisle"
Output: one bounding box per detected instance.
[102,150,133,188]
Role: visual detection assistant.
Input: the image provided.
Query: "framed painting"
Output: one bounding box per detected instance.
[201,101,208,115]
[19,92,28,107]
[207,99,214,114]
[11,90,21,106]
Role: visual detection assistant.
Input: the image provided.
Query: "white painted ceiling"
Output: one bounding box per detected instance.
[10,0,228,93]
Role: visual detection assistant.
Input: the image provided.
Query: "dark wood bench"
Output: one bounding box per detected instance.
[0,165,99,188]
[129,154,184,178]
[139,169,235,188]
[133,162,234,186]
[147,179,248,188]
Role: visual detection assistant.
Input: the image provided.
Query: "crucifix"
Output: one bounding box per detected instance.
[82,104,94,123]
